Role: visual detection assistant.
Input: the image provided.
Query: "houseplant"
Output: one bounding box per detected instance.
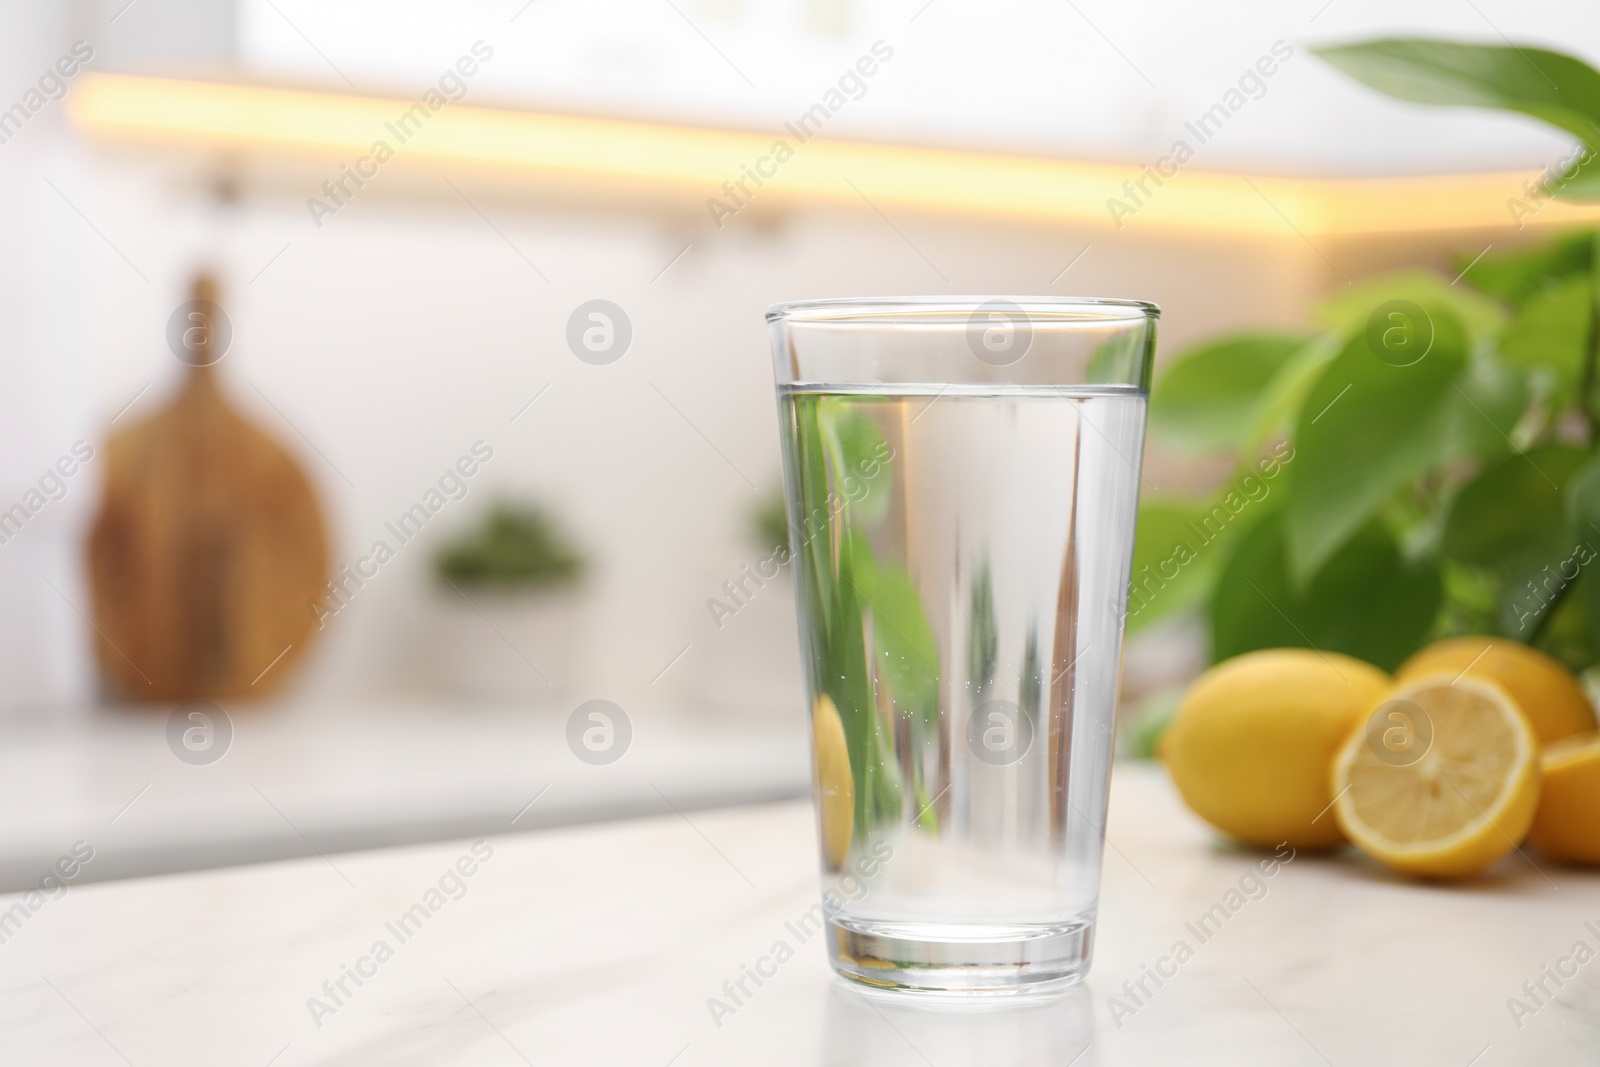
[1122,38,1600,751]
[431,502,586,702]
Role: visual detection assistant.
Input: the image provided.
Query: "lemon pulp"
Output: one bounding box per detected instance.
[1334,675,1539,878]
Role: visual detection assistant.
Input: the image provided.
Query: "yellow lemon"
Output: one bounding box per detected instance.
[1529,732,1600,865]
[813,695,854,869]
[1397,636,1595,745]
[1163,648,1391,850]
[1333,675,1540,878]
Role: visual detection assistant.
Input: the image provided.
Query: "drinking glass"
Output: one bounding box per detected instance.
[769,297,1158,994]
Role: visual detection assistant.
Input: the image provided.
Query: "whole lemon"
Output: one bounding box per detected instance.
[1529,733,1600,865]
[1397,637,1595,745]
[1163,648,1390,849]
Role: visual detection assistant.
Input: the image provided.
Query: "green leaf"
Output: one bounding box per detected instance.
[1283,314,1469,583]
[1529,578,1599,669]
[860,562,941,727]
[821,402,894,527]
[1442,446,1588,569]
[1209,511,1442,672]
[1245,334,1341,448]
[1149,332,1310,452]
[1127,499,1228,633]
[1499,273,1593,398]
[1566,456,1600,534]
[1433,352,1528,461]
[1129,447,1296,633]
[1445,450,1594,644]
[1312,39,1600,157]
[1437,558,1502,637]
[1499,553,1580,643]
[1312,269,1505,343]
[1583,573,1600,668]
[1459,229,1594,303]
[1569,462,1600,667]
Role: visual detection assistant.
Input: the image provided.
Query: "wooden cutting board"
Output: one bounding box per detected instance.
[88,274,329,702]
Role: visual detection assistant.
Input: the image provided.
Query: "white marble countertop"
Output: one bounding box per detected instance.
[4,763,1597,1065]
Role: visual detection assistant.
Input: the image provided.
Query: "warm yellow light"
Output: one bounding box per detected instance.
[67,72,1600,237]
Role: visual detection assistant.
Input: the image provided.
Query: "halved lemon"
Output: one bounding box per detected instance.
[1529,732,1600,865]
[1332,675,1541,878]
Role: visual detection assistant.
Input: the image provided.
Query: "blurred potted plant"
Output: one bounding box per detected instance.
[431,501,586,703]
[1124,38,1600,719]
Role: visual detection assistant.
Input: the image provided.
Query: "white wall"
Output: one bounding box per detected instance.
[0,3,98,708]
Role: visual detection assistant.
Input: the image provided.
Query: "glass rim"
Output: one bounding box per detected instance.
[766,295,1160,325]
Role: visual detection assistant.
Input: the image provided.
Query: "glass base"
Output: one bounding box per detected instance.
[826,916,1093,996]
